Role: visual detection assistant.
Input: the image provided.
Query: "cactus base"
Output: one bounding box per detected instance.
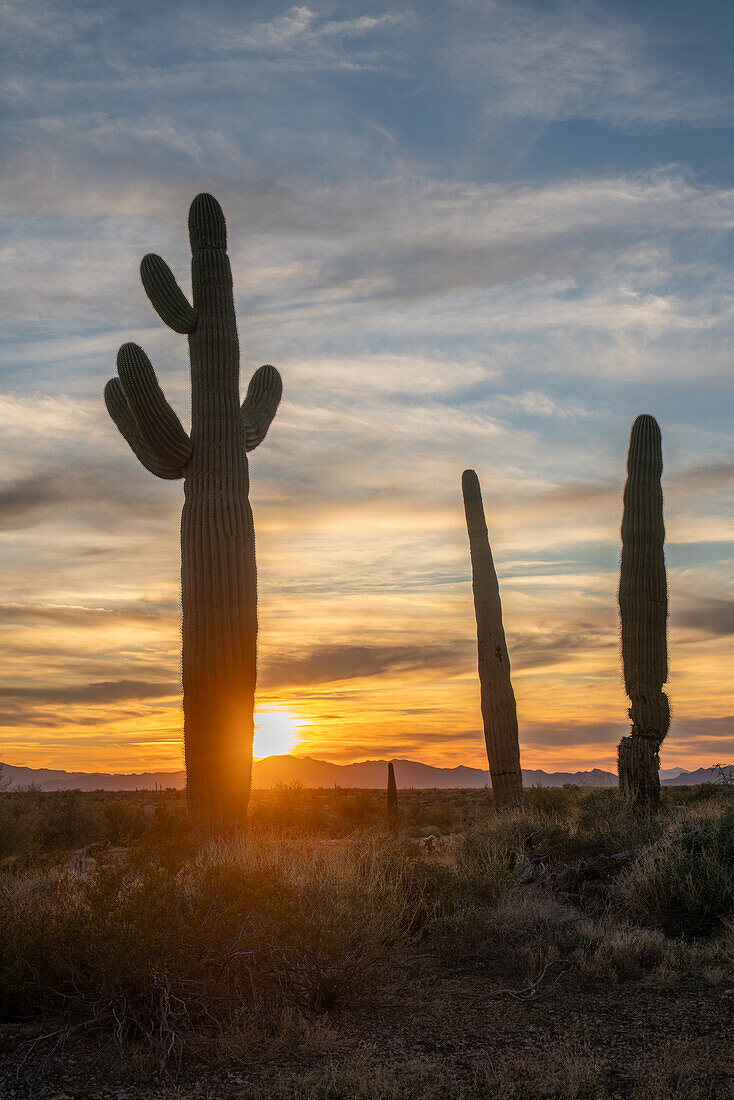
[618,734,660,812]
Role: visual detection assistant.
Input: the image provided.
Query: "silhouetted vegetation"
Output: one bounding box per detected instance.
[0,782,732,1095]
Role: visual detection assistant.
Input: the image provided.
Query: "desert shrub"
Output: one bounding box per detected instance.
[0,788,102,858]
[524,784,581,820]
[39,791,98,849]
[249,786,382,836]
[0,794,32,860]
[0,831,437,1068]
[573,919,680,981]
[456,812,540,866]
[250,782,311,831]
[572,789,663,857]
[99,798,147,845]
[430,889,580,978]
[333,790,379,831]
[618,809,734,938]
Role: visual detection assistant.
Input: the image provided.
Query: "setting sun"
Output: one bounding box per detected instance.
[253,706,308,759]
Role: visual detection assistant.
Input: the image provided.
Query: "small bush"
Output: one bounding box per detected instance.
[618,810,734,938]
[430,890,580,978]
[100,798,147,845]
[573,919,679,981]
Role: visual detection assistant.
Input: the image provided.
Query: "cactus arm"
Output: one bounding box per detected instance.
[141,254,197,334]
[116,343,192,469]
[104,378,185,479]
[241,364,282,451]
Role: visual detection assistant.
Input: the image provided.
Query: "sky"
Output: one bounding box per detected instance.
[0,0,733,775]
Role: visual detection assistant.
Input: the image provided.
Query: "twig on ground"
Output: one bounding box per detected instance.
[469,962,569,1006]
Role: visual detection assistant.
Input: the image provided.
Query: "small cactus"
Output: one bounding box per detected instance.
[387,761,398,828]
[105,194,282,832]
[462,470,523,812]
[618,415,669,811]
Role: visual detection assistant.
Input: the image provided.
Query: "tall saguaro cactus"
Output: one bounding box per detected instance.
[462,470,523,812]
[618,414,669,811]
[105,194,282,831]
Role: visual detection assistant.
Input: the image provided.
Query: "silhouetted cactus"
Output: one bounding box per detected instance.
[618,415,668,811]
[105,194,282,831]
[462,470,523,812]
[387,761,398,828]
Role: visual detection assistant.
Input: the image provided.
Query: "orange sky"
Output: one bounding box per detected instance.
[1,4,734,776]
[1,381,731,775]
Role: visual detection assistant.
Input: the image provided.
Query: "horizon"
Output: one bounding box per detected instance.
[1,0,734,776]
[0,752,727,781]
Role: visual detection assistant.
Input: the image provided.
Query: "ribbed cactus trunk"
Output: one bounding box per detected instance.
[105,195,282,832]
[387,761,398,829]
[462,470,523,812]
[618,415,669,812]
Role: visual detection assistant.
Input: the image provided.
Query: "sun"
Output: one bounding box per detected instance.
[253,706,307,759]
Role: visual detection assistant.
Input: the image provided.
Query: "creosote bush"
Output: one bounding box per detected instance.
[618,809,734,938]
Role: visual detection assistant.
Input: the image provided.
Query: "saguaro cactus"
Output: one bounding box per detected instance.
[462,470,523,812]
[387,761,398,828]
[105,194,282,831]
[618,415,669,811]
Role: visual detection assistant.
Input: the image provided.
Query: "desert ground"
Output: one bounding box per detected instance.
[0,783,732,1099]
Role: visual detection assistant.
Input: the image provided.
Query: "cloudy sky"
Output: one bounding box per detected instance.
[1,0,733,774]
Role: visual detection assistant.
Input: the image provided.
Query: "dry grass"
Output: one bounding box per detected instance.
[1,785,733,1093]
[217,1047,609,1100]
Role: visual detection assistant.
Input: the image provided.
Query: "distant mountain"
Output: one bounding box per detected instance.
[0,763,185,792]
[251,757,619,790]
[1,757,730,792]
[659,767,688,780]
[662,765,733,786]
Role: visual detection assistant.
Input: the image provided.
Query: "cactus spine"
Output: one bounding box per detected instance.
[462,470,523,812]
[387,761,398,828]
[105,194,282,832]
[617,415,669,811]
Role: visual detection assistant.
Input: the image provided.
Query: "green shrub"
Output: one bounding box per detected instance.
[571,789,662,858]
[618,810,734,938]
[100,798,147,845]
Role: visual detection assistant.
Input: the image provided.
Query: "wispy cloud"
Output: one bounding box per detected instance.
[0,679,179,704]
[444,0,732,128]
[0,0,732,772]
[261,642,469,689]
[203,5,405,69]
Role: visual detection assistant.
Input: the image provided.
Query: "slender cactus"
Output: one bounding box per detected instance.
[462,470,523,812]
[105,194,282,831]
[617,415,668,811]
[387,761,398,828]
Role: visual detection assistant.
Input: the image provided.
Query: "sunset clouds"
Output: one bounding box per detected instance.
[1,0,733,773]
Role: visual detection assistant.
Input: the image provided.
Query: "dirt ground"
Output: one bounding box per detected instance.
[2,969,732,1099]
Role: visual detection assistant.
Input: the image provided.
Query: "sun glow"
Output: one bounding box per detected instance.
[253,706,308,759]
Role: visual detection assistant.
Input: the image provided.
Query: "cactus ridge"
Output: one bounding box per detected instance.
[618,414,669,809]
[105,193,282,831]
[462,469,523,812]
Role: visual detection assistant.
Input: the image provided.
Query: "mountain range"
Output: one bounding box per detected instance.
[1,757,731,792]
